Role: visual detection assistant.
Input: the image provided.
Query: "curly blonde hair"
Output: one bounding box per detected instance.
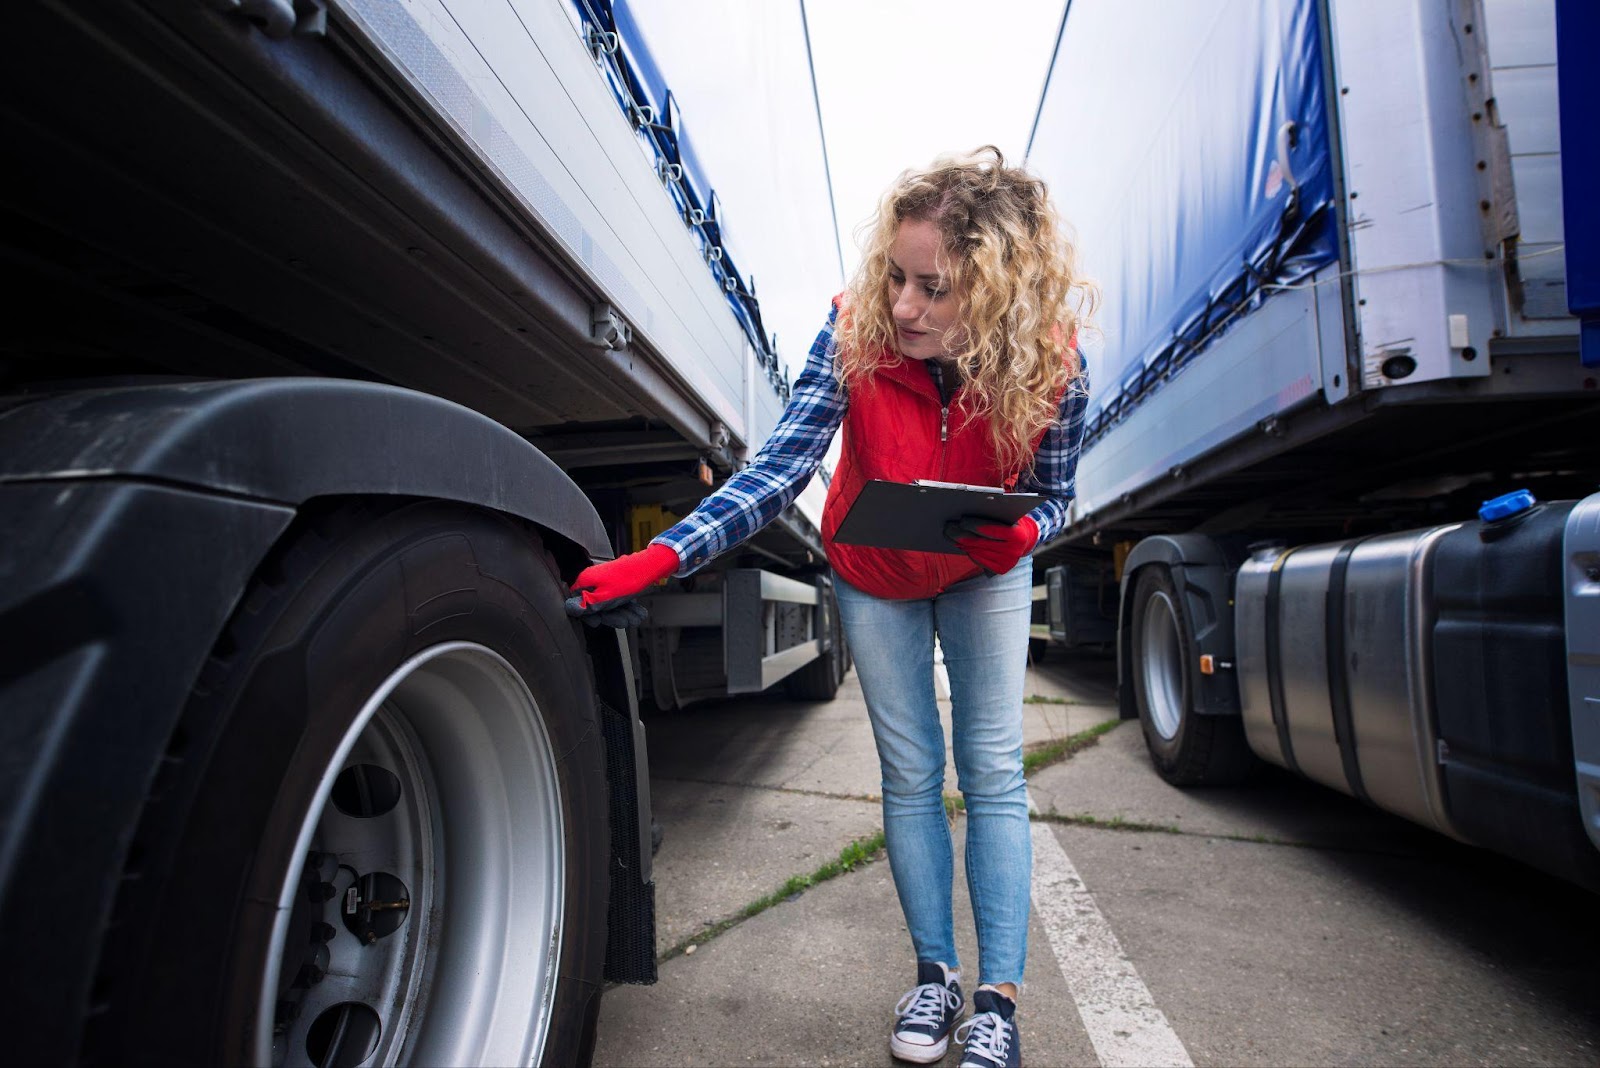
[837,146,1096,474]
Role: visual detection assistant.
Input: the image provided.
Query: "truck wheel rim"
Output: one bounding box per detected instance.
[256,642,566,1068]
[1140,591,1185,741]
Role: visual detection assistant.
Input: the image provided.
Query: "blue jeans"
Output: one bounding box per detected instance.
[833,565,1034,986]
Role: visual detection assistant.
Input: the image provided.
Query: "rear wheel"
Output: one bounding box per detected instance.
[1130,565,1254,786]
[86,500,609,1066]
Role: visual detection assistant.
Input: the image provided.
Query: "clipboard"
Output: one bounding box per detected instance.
[832,479,1046,554]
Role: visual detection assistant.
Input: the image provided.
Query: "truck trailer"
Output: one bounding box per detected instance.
[1026,0,1600,891]
[0,0,845,1063]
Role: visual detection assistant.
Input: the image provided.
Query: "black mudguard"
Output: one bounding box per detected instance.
[0,379,645,1056]
[1118,533,1241,721]
[0,378,611,559]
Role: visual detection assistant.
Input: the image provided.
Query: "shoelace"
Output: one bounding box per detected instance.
[955,1011,1010,1065]
[894,981,960,1029]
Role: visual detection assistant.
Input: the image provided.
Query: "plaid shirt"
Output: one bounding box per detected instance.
[653,304,1090,576]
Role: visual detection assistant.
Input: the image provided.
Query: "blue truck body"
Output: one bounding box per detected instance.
[1025,0,1600,890]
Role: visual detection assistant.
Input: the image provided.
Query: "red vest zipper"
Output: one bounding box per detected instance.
[930,362,951,475]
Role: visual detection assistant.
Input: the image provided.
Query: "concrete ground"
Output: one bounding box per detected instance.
[595,653,1600,1067]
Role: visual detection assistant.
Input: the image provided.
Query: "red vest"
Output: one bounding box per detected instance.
[822,345,1037,600]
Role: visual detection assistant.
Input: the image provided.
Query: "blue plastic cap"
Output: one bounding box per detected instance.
[1479,489,1537,522]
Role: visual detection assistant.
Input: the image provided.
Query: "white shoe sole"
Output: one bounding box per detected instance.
[890,1032,950,1063]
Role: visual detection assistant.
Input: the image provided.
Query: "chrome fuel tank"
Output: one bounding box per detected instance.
[1234,493,1600,890]
[1236,526,1463,839]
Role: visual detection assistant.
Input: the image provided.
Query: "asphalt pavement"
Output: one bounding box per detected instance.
[594,653,1600,1067]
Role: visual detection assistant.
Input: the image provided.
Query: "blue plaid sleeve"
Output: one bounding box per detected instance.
[1016,356,1090,547]
[651,306,846,575]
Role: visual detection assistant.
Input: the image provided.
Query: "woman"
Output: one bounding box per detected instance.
[568,146,1092,1068]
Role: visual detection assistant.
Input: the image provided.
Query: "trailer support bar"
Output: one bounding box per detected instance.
[725,569,821,694]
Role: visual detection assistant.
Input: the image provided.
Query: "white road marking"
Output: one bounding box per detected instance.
[1030,822,1194,1068]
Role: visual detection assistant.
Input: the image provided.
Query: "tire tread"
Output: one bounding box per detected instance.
[81,498,609,1066]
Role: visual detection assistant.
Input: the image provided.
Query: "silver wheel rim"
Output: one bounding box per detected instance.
[1140,591,1186,741]
[255,642,565,1067]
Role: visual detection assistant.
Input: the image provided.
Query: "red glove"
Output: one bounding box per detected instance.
[565,542,679,625]
[946,515,1039,576]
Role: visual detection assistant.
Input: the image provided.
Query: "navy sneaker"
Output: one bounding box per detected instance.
[890,960,964,1063]
[955,987,1020,1068]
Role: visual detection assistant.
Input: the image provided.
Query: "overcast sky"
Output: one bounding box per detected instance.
[629,0,1065,375]
[804,0,1065,280]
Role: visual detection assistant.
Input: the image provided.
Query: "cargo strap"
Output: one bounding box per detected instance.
[1325,539,1373,804]
[1263,550,1301,775]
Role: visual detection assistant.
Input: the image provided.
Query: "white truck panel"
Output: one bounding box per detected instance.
[335,0,761,449]
[1481,0,1557,67]
[1330,0,1569,373]
[625,0,844,384]
[1070,275,1333,525]
[1483,0,1567,324]
[1329,0,1501,388]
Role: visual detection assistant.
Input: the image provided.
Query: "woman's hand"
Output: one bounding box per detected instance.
[945,515,1039,576]
[564,543,680,627]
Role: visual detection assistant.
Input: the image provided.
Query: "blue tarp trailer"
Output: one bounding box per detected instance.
[1029,0,1590,542]
[1025,0,1600,891]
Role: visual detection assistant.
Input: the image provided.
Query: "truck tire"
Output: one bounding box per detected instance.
[786,585,847,701]
[82,500,608,1067]
[1130,565,1254,786]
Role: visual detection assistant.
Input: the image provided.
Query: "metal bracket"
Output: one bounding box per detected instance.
[724,570,822,693]
[591,304,632,350]
[585,25,620,59]
[208,0,326,39]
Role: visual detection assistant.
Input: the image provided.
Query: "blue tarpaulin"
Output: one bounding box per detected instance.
[564,0,792,397]
[1026,0,1340,443]
[1556,0,1600,367]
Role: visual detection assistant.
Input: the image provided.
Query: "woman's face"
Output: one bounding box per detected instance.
[888,217,961,361]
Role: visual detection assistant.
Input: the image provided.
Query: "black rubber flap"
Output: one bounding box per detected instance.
[600,700,658,984]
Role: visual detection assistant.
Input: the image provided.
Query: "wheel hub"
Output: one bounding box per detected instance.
[256,643,566,1068]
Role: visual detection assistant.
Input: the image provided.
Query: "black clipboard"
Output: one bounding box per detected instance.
[833,479,1046,554]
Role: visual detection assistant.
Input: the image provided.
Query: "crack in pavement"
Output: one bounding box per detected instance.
[655,718,1117,804]
[1033,810,1450,860]
[653,774,880,804]
[654,831,888,966]
[652,722,1420,975]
